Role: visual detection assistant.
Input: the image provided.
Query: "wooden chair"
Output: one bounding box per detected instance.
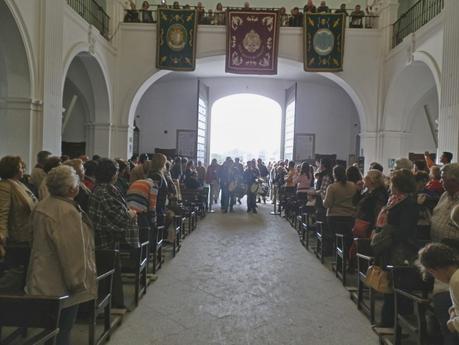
[0,294,67,345]
[120,241,149,307]
[354,238,377,323]
[333,218,354,286]
[87,250,118,345]
[314,221,332,264]
[151,225,165,273]
[391,266,434,345]
[172,216,183,257]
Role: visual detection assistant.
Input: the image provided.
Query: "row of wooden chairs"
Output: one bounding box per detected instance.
[278,192,440,345]
[0,191,206,345]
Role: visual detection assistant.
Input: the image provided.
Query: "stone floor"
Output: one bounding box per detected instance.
[107,203,378,345]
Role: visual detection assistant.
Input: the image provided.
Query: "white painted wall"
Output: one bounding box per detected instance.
[136,76,360,161]
[136,79,198,153]
[296,81,360,160]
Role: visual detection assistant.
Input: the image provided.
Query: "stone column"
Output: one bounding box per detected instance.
[86,122,112,157]
[359,131,378,171]
[437,0,459,161]
[0,98,43,170]
[379,131,405,171]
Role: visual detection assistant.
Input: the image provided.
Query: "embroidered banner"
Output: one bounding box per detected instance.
[304,14,346,72]
[156,8,197,71]
[226,10,280,75]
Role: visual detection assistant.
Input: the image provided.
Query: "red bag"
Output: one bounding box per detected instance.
[352,218,371,238]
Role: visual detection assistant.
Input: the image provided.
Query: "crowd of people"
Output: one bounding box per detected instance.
[272,151,459,344]
[125,0,377,29]
[2,148,459,343]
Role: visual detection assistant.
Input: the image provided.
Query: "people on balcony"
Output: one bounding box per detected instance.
[141,1,153,23]
[317,1,330,13]
[335,3,348,16]
[304,0,317,14]
[350,4,365,28]
[196,2,205,24]
[289,7,303,27]
[214,2,226,25]
[279,7,290,27]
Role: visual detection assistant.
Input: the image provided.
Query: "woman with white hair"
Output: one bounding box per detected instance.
[352,169,388,239]
[26,165,96,345]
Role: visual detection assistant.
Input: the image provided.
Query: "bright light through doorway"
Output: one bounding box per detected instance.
[210,94,282,163]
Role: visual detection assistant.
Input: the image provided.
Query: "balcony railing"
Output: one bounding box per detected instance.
[67,0,110,39]
[392,0,444,48]
[124,6,378,29]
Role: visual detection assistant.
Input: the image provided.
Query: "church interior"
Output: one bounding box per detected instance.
[1,0,459,344]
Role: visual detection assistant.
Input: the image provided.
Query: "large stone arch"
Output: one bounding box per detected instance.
[380,59,439,166]
[0,0,37,167]
[62,50,112,157]
[122,56,368,160]
[125,56,367,131]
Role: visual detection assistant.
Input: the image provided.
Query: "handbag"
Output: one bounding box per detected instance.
[352,218,371,238]
[365,265,392,294]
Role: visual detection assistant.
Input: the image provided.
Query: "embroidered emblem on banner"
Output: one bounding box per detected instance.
[226,10,280,75]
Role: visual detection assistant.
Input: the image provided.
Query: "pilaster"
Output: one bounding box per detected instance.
[437,0,459,161]
[40,0,64,155]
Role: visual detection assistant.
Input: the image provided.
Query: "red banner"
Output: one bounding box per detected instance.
[226,10,280,75]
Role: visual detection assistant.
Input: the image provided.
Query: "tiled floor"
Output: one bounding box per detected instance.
[107,203,378,345]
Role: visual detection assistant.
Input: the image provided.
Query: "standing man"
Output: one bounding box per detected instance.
[219,157,233,213]
[244,160,260,213]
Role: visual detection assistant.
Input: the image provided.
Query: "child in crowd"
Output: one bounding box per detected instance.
[418,243,459,335]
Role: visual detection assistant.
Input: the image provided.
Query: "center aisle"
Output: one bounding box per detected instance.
[109,204,377,345]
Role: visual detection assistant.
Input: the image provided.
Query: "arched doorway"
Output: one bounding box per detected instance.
[0,0,34,166]
[210,94,282,163]
[124,56,366,162]
[62,52,111,158]
[381,61,439,166]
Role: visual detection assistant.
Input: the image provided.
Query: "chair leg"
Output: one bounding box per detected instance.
[134,271,140,307]
[370,288,375,324]
[89,301,96,345]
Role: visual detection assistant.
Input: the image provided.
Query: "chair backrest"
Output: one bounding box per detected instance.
[0,294,66,329]
[333,218,355,236]
[356,238,372,256]
[96,250,117,276]
[391,266,434,296]
[315,221,324,234]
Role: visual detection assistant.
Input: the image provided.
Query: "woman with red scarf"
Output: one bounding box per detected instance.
[372,169,419,328]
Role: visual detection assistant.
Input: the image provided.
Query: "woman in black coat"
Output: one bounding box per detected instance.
[372,169,419,327]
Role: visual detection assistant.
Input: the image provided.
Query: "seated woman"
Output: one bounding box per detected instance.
[0,155,37,291]
[26,165,96,345]
[372,169,419,327]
